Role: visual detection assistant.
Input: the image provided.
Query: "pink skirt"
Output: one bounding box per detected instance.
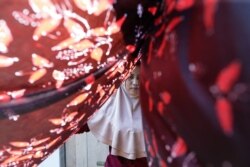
[105,154,148,167]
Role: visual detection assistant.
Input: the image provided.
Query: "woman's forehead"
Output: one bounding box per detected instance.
[131,66,140,75]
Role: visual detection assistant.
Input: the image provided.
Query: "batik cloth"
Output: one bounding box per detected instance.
[0,0,250,167]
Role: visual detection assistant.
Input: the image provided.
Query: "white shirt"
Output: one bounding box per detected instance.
[87,85,147,160]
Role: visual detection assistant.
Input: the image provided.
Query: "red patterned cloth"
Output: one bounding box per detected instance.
[0,0,250,167]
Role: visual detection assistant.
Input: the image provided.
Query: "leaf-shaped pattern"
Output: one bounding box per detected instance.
[52,70,65,81]
[203,0,218,32]
[33,18,61,41]
[28,0,57,17]
[171,137,187,158]
[0,20,13,53]
[10,142,30,148]
[73,0,112,16]
[176,0,194,11]
[73,0,92,13]
[32,53,53,68]
[33,151,44,159]
[15,154,33,161]
[28,68,47,84]
[10,89,26,99]
[216,60,241,93]
[216,97,233,135]
[70,39,94,51]
[68,93,89,107]
[65,112,78,122]
[63,18,86,40]
[49,118,65,126]
[107,15,127,35]
[2,155,20,166]
[31,137,50,146]
[91,47,103,62]
[90,27,107,36]
[52,37,80,51]
[0,55,18,68]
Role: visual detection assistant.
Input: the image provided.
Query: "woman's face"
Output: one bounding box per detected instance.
[125,66,140,98]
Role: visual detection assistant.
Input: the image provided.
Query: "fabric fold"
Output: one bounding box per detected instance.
[88,85,147,160]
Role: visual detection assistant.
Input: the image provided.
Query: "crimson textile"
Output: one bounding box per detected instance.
[0,0,250,167]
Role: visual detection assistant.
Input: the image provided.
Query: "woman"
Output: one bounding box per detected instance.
[86,65,148,167]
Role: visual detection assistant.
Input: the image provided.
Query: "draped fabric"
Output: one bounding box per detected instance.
[0,0,159,166]
[140,1,250,167]
[0,0,250,167]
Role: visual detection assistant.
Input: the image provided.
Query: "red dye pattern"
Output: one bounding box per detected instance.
[85,74,95,84]
[145,80,150,93]
[176,0,195,11]
[203,0,218,32]
[148,145,156,157]
[155,24,167,37]
[167,1,176,14]
[215,97,234,135]
[0,94,11,102]
[160,91,171,104]
[160,159,168,167]
[147,39,154,64]
[157,35,167,58]
[149,96,154,112]
[126,45,136,53]
[115,14,127,28]
[157,101,164,115]
[216,60,241,93]
[148,7,158,15]
[154,16,163,26]
[171,137,187,158]
[166,17,184,33]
